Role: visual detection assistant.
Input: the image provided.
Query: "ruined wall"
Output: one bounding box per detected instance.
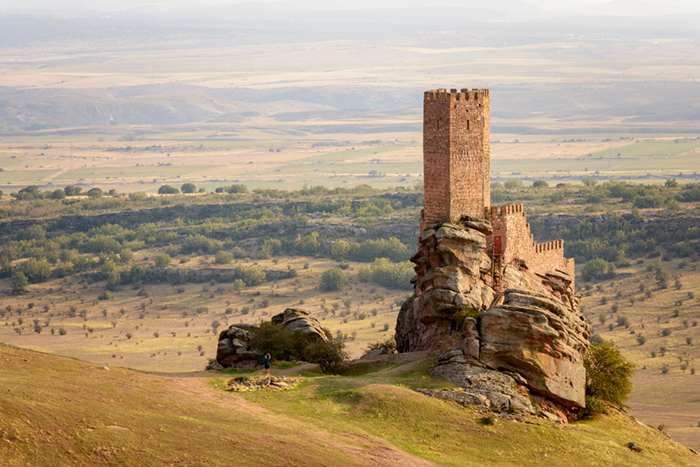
[422,88,490,230]
[489,203,574,281]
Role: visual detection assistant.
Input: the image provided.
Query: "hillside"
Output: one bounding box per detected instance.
[1,343,697,466]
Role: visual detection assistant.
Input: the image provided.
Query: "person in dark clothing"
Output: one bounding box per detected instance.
[264,353,271,375]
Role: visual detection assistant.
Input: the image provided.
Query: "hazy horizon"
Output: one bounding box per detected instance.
[1,0,700,18]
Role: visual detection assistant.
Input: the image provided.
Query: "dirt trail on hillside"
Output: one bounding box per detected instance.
[168,376,436,467]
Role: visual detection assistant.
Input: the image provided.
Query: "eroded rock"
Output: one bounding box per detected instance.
[480,288,590,408]
[271,308,331,342]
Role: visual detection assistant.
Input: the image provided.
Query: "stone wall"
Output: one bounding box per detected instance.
[489,203,575,282]
[422,88,490,230]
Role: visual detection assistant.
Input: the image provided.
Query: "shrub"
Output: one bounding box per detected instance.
[250,322,305,361]
[261,238,282,257]
[532,180,549,188]
[10,271,28,294]
[303,338,348,374]
[181,183,196,193]
[331,240,350,259]
[98,291,111,300]
[215,251,234,264]
[319,268,349,291]
[154,254,172,268]
[581,258,608,281]
[242,267,266,286]
[158,185,179,194]
[87,188,103,199]
[357,266,371,282]
[582,340,635,417]
[369,258,414,290]
[366,338,397,354]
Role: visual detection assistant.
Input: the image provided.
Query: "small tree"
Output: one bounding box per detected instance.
[158,185,179,194]
[10,271,28,294]
[319,268,349,291]
[242,267,266,286]
[303,338,347,374]
[581,258,608,281]
[181,183,196,193]
[582,340,635,417]
[87,188,103,198]
[154,254,172,268]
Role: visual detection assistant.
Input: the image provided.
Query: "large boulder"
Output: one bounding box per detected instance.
[480,288,590,408]
[271,308,331,342]
[216,324,259,369]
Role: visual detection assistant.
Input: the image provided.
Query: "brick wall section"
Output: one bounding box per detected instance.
[422,88,490,230]
[489,203,575,282]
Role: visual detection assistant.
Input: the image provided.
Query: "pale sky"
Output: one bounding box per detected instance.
[0,0,699,16]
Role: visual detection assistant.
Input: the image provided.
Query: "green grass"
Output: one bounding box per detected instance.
[3,323,700,466]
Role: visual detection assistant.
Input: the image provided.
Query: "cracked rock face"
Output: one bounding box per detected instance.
[395,222,493,353]
[480,288,590,408]
[395,220,591,410]
[429,354,536,415]
[271,308,331,342]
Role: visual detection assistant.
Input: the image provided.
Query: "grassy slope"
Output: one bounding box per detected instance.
[1,344,697,467]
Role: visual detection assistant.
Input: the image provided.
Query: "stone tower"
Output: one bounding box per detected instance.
[421,88,490,231]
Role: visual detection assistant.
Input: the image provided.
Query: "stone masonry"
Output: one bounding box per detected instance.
[420,87,571,282]
[422,88,490,229]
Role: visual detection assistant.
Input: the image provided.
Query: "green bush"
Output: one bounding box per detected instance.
[366,338,397,354]
[10,271,28,294]
[581,258,608,281]
[242,266,266,286]
[357,266,371,282]
[303,338,348,374]
[158,185,179,194]
[250,322,305,361]
[87,188,103,199]
[331,240,350,259]
[215,251,234,264]
[154,254,172,268]
[319,267,348,291]
[181,183,196,193]
[369,258,414,290]
[581,340,635,418]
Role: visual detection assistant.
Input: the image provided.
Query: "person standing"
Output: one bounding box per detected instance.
[263,353,271,375]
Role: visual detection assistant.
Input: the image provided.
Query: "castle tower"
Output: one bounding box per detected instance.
[422,88,490,230]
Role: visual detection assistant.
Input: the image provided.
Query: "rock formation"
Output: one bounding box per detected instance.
[215,308,330,369]
[271,308,331,342]
[396,220,591,411]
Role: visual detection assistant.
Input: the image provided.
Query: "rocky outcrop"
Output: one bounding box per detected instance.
[215,308,330,368]
[271,308,331,342]
[395,219,591,411]
[216,324,259,369]
[425,350,536,415]
[395,222,494,353]
[480,288,590,408]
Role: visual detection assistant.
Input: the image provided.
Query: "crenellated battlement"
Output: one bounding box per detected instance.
[424,88,490,102]
[535,239,564,253]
